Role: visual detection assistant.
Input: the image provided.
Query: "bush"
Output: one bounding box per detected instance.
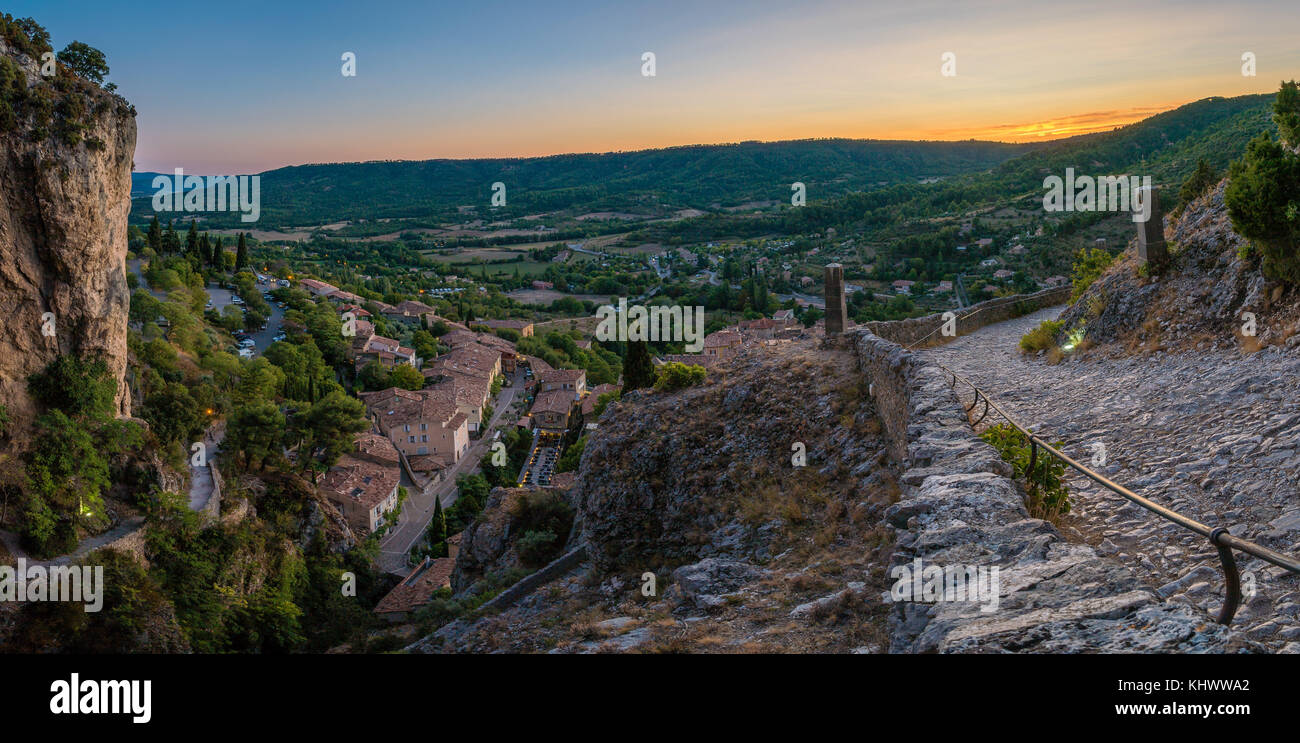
[978,423,1070,520]
[1019,319,1063,353]
[653,362,707,391]
[1178,159,1219,210]
[510,490,573,566]
[1069,247,1115,301]
[515,529,560,566]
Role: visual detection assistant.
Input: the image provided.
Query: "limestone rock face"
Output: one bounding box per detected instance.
[450,487,526,595]
[0,38,137,434]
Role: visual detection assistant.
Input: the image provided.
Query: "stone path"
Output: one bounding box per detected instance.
[923,306,1300,649]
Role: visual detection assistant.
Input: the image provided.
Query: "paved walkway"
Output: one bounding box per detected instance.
[922,305,1300,648]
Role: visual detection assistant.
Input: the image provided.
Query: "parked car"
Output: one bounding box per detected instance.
[238,348,255,359]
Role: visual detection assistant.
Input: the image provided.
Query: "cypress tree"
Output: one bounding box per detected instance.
[162,220,180,254]
[429,498,447,557]
[623,339,655,391]
[235,232,248,272]
[146,216,162,253]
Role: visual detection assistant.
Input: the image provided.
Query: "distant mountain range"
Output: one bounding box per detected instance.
[129,93,1277,233]
[131,139,1036,229]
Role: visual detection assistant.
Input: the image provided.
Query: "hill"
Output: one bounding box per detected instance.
[131,138,1035,230]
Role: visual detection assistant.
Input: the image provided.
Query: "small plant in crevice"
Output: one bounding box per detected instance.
[1019,318,1063,354]
[978,423,1070,522]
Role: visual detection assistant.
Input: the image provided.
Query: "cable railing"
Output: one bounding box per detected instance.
[934,361,1300,625]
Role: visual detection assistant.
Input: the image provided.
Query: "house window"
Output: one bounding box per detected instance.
[420,423,427,431]
[421,435,428,442]
[403,424,410,433]
[408,436,415,443]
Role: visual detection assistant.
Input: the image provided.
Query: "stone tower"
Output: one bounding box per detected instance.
[1135,186,1168,267]
[824,263,848,335]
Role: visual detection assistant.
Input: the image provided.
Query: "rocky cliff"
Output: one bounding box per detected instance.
[0,35,136,436]
[1061,181,1298,355]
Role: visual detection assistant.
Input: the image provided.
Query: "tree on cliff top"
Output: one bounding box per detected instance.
[56,41,109,86]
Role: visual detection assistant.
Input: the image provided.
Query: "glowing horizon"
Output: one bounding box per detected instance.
[11,0,1298,173]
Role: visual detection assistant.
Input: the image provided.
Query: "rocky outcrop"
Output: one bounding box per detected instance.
[1060,180,1295,353]
[0,36,137,436]
[449,487,527,594]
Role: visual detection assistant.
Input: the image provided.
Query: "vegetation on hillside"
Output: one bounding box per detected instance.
[1226,81,1300,284]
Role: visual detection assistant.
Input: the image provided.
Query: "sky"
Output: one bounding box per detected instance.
[12,0,1300,173]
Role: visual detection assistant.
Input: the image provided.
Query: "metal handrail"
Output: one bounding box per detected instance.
[934,362,1300,625]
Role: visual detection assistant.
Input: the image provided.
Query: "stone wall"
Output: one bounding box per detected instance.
[201,459,223,525]
[853,312,1250,652]
[474,545,588,615]
[863,285,1071,349]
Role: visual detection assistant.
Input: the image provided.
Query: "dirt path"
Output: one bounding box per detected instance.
[922,306,1300,648]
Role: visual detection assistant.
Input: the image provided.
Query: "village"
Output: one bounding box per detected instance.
[282,273,831,622]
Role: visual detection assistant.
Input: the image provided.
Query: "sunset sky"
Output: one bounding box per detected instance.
[13,0,1300,173]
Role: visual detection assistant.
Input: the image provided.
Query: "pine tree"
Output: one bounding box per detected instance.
[235,232,248,272]
[624,339,655,391]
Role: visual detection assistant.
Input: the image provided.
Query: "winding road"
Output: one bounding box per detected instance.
[923,306,1300,649]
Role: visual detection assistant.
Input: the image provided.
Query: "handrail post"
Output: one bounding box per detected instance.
[1027,437,1038,500]
[1209,527,1242,625]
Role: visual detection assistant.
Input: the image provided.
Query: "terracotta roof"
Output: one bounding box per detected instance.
[361,387,462,431]
[429,372,491,410]
[423,344,499,379]
[406,454,449,474]
[373,557,455,615]
[386,300,436,316]
[531,388,575,416]
[320,455,399,511]
[354,433,400,465]
[525,356,554,374]
[537,368,585,385]
[327,289,364,303]
[703,330,742,348]
[581,383,620,415]
[299,278,338,293]
[440,330,479,347]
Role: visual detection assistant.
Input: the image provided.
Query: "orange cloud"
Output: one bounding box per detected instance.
[921,104,1183,142]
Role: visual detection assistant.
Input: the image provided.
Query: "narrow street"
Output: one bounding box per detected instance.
[377,372,522,575]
